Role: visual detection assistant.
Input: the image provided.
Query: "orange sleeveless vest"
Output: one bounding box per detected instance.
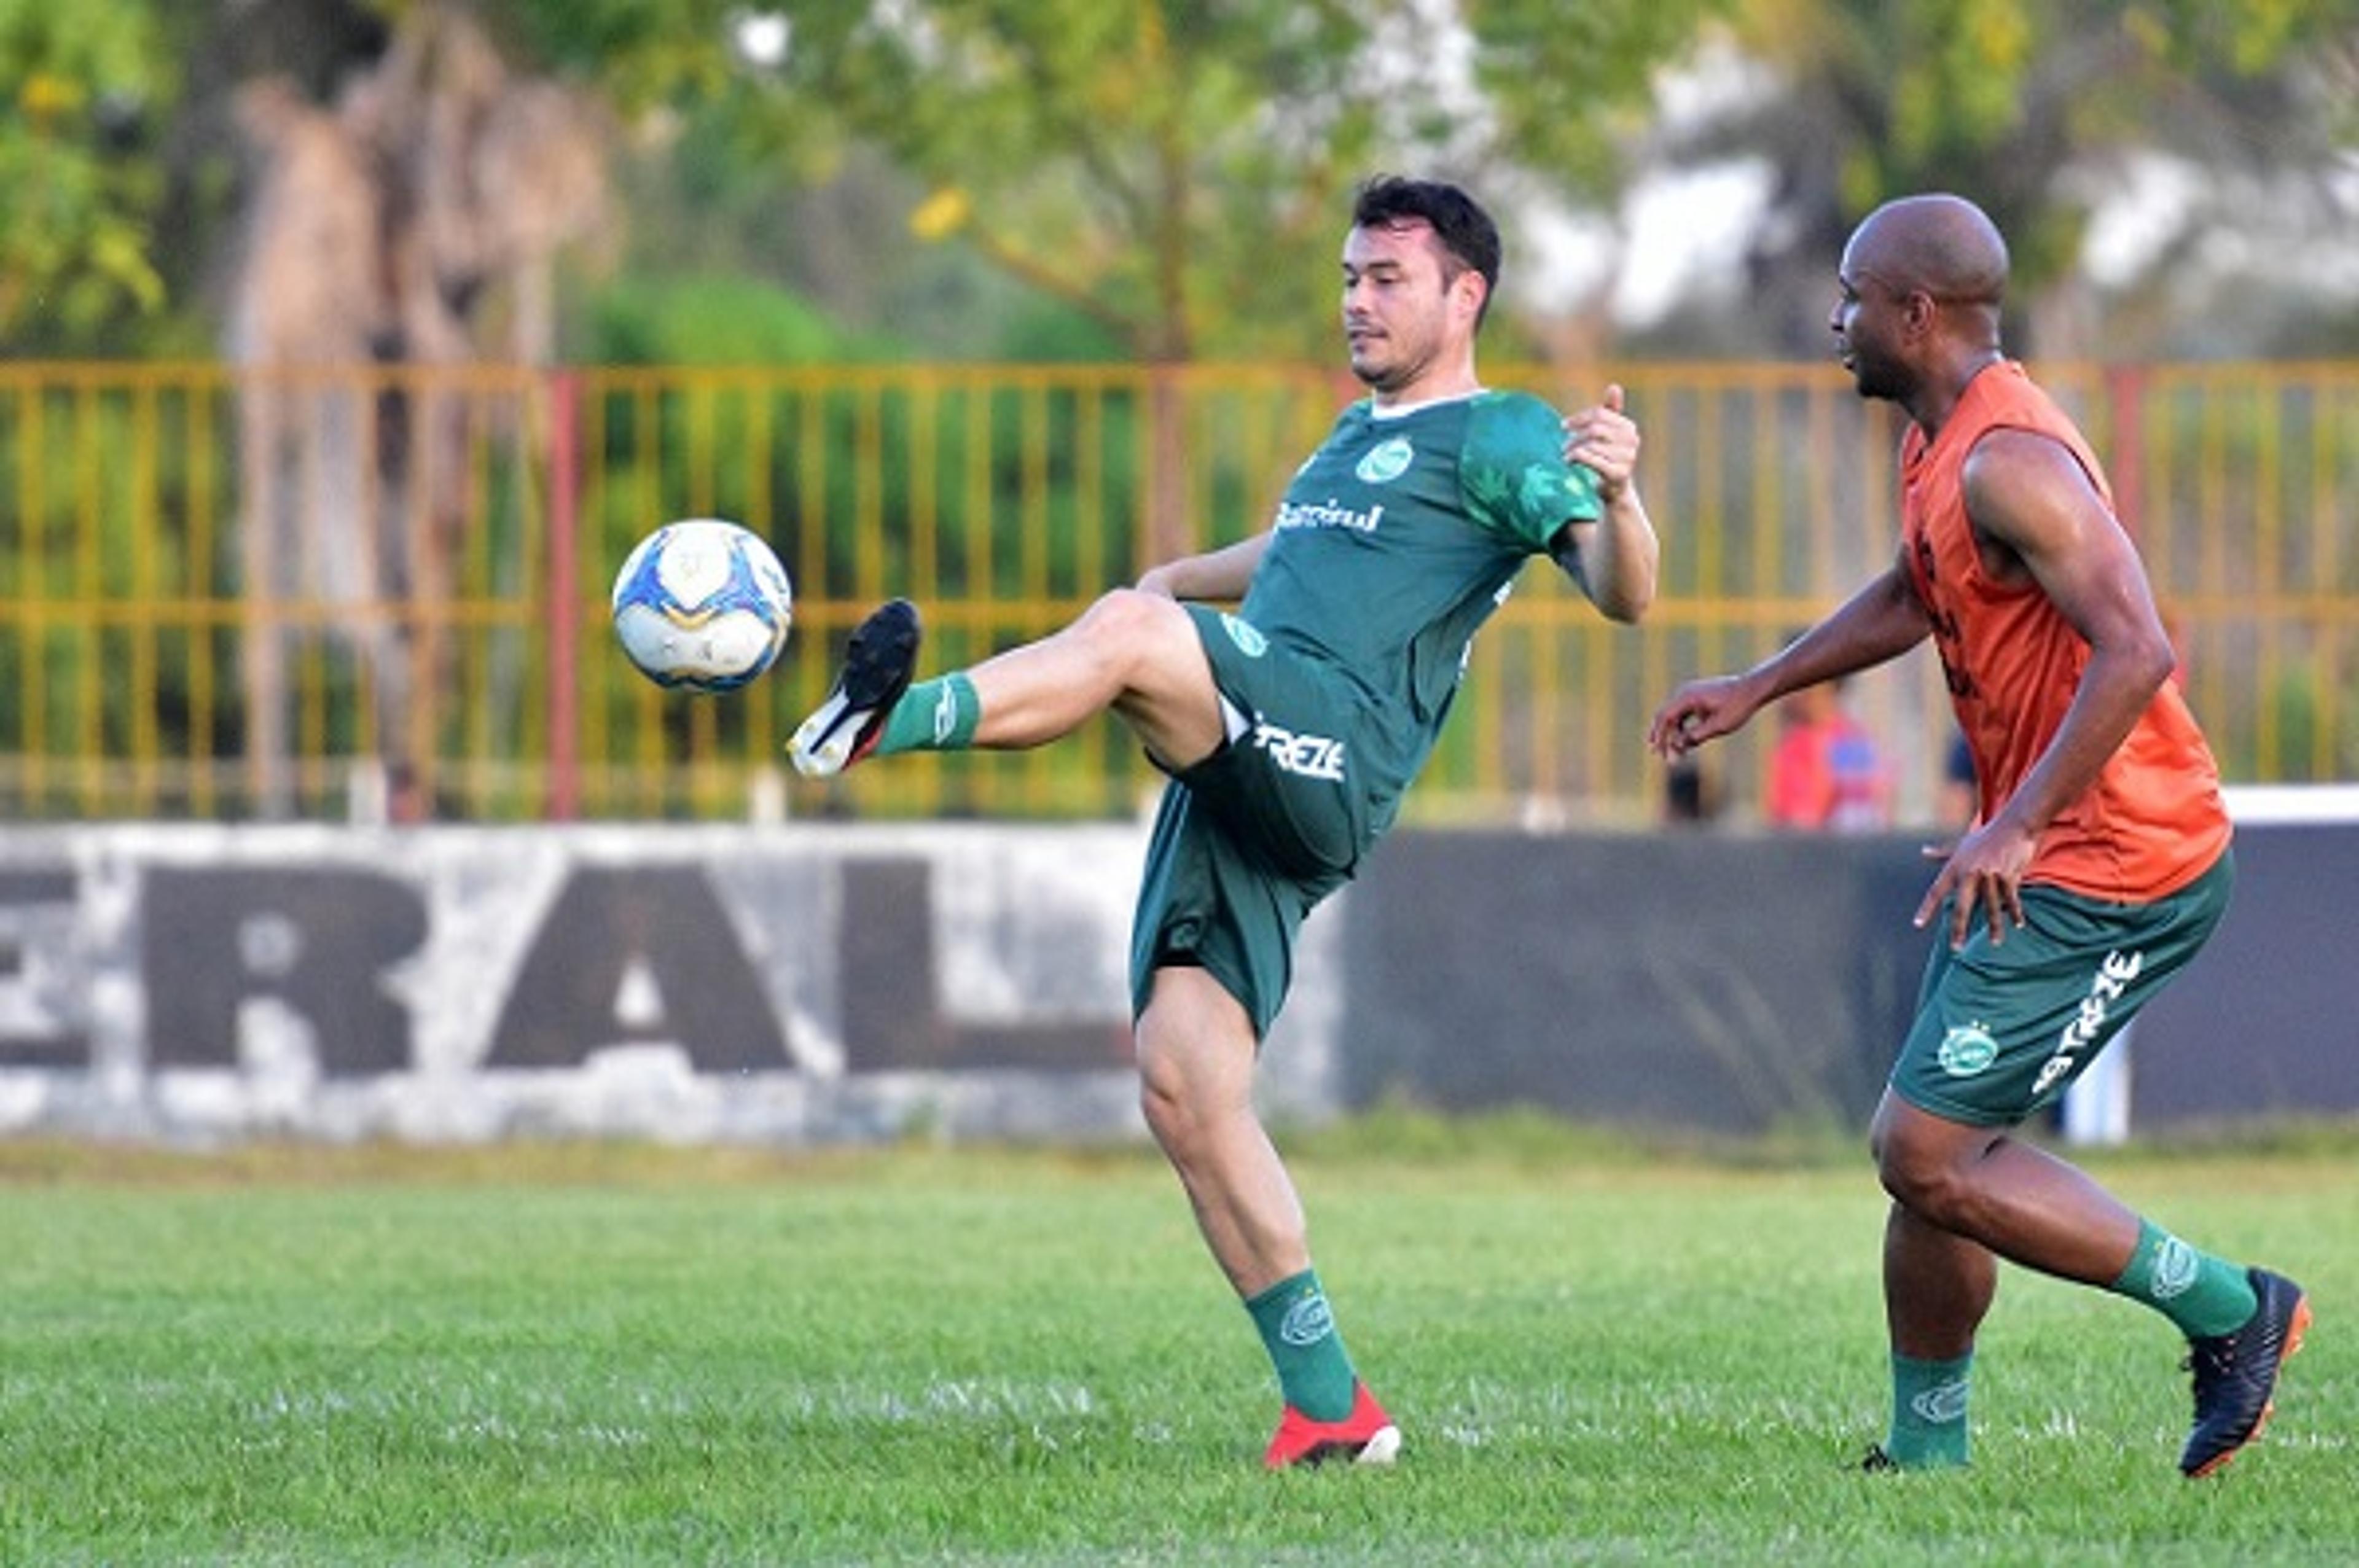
[1899,362,2229,900]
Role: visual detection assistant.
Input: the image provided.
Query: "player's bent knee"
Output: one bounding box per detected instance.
[1078,587,1178,647]
[1136,1041,1255,1162]
[1082,588,1203,675]
[1135,1041,1194,1133]
[1876,1134,1974,1223]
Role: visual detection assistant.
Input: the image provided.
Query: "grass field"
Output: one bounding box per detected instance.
[0,1121,2350,1566]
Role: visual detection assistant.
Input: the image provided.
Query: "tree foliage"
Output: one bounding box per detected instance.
[520,1,1722,363]
[8,0,2355,361]
[1659,0,2359,354]
[0,0,170,348]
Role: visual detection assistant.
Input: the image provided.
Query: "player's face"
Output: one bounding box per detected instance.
[1830,240,1912,402]
[1340,219,1473,398]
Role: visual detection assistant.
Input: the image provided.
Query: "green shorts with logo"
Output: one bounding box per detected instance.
[1128,605,1391,1039]
[1888,849,2234,1126]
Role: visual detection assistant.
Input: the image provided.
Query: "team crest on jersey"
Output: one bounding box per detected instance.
[1220,613,1267,657]
[1355,436,1414,485]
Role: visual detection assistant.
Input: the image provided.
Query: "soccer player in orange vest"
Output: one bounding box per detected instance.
[1648,193,2305,1478]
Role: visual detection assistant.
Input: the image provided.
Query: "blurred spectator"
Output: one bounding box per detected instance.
[1765,677,1890,830]
[1663,753,1720,826]
[1938,730,1978,829]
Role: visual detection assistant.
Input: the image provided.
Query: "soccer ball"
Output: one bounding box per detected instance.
[611,519,794,692]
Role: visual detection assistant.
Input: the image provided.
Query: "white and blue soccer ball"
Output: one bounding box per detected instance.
[611,519,794,693]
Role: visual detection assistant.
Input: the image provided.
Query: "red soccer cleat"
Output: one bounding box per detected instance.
[1263,1382,1401,1469]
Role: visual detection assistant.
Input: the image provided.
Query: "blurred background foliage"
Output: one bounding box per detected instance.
[0,1,2353,824]
[2,0,2353,367]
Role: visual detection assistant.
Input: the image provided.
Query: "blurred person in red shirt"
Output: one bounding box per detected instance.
[1765,676,1890,830]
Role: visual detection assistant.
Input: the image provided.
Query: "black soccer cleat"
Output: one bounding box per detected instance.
[788,598,922,777]
[1858,1444,1899,1474]
[2179,1266,2310,1478]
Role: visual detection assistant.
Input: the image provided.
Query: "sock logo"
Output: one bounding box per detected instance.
[1909,1378,1970,1426]
[931,684,960,744]
[2152,1236,2199,1300]
[1279,1289,1335,1348]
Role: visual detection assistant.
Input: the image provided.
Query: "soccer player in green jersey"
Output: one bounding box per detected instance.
[791,176,1661,1467]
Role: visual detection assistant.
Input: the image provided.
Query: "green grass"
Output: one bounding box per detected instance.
[0,1131,2350,1566]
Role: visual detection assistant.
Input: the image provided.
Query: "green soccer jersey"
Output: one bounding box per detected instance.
[1236,388,1602,802]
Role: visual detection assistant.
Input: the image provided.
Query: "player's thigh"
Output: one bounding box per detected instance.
[1176,606,1374,880]
[1130,784,1315,1042]
[1888,857,2232,1126]
[1093,590,1227,768]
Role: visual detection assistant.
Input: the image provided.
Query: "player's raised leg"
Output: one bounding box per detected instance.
[1135,965,1398,1469]
[787,598,925,775]
[789,588,1225,778]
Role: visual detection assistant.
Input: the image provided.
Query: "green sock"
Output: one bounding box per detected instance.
[1245,1269,1358,1421]
[874,673,981,756]
[2108,1219,2258,1340]
[1885,1352,1973,1469]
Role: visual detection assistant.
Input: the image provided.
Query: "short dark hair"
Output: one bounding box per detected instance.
[1352,175,1502,326]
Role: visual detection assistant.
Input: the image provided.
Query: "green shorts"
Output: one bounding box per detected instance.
[1128,606,1388,1038]
[1888,849,2234,1126]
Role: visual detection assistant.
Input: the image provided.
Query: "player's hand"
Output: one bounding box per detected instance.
[1563,383,1639,501]
[1914,817,2036,950]
[1647,674,1758,758]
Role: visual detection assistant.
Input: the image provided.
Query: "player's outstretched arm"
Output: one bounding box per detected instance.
[1558,384,1659,623]
[1649,557,1930,759]
[1136,532,1271,602]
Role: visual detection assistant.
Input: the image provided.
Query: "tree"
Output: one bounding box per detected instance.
[1631,0,2359,357]
[485,1,1723,555]
[499,1,1721,365]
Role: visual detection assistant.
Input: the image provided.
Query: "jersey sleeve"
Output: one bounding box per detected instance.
[1459,392,1603,551]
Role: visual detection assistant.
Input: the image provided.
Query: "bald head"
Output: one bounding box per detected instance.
[1845,194,2009,313]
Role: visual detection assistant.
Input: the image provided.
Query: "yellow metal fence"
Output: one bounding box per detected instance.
[1,360,2353,825]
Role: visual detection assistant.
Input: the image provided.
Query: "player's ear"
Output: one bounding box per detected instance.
[1901,288,1941,337]
[1454,268,1488,324]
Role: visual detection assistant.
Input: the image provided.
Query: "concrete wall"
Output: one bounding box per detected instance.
[1339,822,2359,1134]
[0,817,2345,1144]
[0,824,1340,1145]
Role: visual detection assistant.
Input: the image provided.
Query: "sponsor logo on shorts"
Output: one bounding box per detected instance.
[1910,1377,1970,1425]
[1280,1288,1335,1348]
[2031,948,2145,1098]
[1354,436,1414,484]
[1251,718,1346,782]
[1220,614,1268,657]
[1938,1021,1998,1078]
